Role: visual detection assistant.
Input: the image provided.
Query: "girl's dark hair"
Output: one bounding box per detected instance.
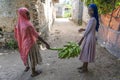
[89,4,99,32]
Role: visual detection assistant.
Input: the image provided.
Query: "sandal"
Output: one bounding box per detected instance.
[24,67,30,72]
[77,66,83,70]
[31,71,42,77]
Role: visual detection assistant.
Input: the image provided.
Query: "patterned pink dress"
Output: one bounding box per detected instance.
[80,17,97,63]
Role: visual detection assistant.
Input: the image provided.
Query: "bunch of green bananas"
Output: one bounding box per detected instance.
[50,42,81,59]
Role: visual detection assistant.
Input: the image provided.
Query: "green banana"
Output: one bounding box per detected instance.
[50,42,81,59]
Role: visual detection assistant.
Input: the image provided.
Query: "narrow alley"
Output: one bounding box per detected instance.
[0,18,120,80]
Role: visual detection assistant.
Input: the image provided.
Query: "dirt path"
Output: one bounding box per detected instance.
[0,18,120,80]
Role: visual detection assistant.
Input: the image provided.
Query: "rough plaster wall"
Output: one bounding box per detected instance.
[82,2,90,24]
[98,24,120,58]
[0,0,38,32]
[0,0,56,47]
[0,0,17,32]
[44,0,55,31]
[47,0,54,31]
[71,0,83,24]
[36,0,49,39]
[71,0,79,23]
[0,0,49,33]
[55,4,63,18]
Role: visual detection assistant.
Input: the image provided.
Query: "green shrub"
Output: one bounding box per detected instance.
[64,12,71,18]
[82,0,120,14]
[5,38,18,49]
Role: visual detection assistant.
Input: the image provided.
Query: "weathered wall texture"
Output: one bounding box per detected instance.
[0,0,39,32]
[36,0,55,38]
[82,2,90,24]
[71,0,83,25]
[55,4,64,18]
[0,0,55,37]
[46,0,55,31]
[98,7,120,58]
[0,0,55,47]
[71,1,89,25]
[0,0,17,32]
[98,24,120,58]
[101,7,120,31]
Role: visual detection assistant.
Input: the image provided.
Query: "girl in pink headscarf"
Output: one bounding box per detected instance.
[14,7,50,77]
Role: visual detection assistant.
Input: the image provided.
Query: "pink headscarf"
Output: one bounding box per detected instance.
[14,7,39,65]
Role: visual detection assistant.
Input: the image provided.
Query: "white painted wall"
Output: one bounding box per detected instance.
[82,3,90,23]
[55,4,64,17]
[71,0,79,22]
[45,0,55,31]
[71,0,83,24]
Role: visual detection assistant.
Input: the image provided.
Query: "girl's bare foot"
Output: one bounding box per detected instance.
[24,67,30,72]
[77,66,83,70]
[78,68,88,73]
[78,28,85,33]
[31,71,42,77]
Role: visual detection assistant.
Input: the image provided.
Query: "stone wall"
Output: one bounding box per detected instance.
[0,0,37,32]
[0,0,16,32]
[71,0,83,25]
[98,24,120,58]
[82,2,90,24]
[46,0,55,31]
[55,4,64,18]
[0,0,56,36]
[0,0,55,47]
[98,7,120,58]
[101,7,120,31]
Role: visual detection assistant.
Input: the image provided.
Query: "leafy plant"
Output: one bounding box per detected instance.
[63,4,72,18]
[64,12,71,18]
[50,42,81,59]
[81,0,120,14]
[5,38,18,49]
